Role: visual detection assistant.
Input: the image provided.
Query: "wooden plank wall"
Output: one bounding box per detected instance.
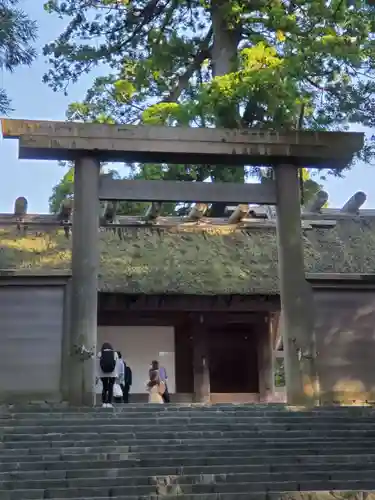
[0,285,65,402]
[313,289,375,404]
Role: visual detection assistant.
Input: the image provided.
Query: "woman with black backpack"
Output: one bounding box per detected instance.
[97,342,119,408]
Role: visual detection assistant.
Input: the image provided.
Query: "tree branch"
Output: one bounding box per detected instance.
[162,28,213,103]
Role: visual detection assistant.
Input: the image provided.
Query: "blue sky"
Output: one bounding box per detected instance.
[0,1,374,214]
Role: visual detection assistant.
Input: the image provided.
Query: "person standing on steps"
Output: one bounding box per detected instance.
[124,361,133,403]
[147,370,165,404]
[97,342,119,408]
[117,351,133,403]
[150,360,170,403]
[116,351,125,403]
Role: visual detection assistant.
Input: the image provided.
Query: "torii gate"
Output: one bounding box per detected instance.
[1,119,364,406]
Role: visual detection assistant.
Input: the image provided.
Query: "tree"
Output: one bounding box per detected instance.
[0,0,37,114]
[43,0,374,214]
[49,167,73,214]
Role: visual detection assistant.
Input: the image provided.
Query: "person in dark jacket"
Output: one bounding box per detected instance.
[117,351,132,403]
[97,342,119,408]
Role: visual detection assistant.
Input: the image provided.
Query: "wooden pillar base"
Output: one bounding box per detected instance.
[257,319,273,402]
[193,321,210,404]
[193,366,211,404]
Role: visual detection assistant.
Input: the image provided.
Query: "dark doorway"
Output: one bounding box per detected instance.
[208,325,259,393]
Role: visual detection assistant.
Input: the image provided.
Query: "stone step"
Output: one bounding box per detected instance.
[0,469,375,488]
[0,402,372,408]
[1,436,371,451]
[0,438,375,459]
[4,469,375,491]
[2,413,375,424]
[2,413,375,422]
[3,429,375,443]
[2,405,375,415]
[1,440,374,457]
[2,496,252,500]
[1,453,374,472]
[0,449,372,466]
[1,430,374,443]
[2,413,375,423]
[0,494,266,500]
[3,479,375,500]
[6,421,375,430]
[2,420,375,433]
[4,411,375,420]
[0,472,330,490]
[4,461,375,482]
[2,448,375,469]
[0,428,373,440]
[3,462,375,482]
[3,421,375,431]
[10,494,372,500]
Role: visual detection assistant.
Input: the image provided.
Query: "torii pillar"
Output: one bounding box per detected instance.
[68,156,100,406]
[274,165,317,405]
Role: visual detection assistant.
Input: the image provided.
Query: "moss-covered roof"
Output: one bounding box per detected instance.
[1,217,375,294]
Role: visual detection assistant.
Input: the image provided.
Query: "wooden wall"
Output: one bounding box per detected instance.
[313,288,375,404]
[0,283,66,402]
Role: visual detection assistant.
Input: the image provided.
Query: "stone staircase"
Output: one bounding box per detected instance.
[0,403,375,500]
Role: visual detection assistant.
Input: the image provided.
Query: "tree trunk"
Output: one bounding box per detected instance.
[210,0,242,217]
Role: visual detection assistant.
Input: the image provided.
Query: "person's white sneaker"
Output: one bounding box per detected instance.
[102,403,108,408]
[107,403,113,408]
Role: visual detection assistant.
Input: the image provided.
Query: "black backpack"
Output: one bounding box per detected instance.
[100,349,116,374]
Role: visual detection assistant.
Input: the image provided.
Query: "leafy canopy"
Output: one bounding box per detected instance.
[43,0,374,213]
[0,0,37,114]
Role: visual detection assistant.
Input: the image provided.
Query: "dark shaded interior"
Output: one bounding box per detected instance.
[174,321,260,394]
[208,325,259,393]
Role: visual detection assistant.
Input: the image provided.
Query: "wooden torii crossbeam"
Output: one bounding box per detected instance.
[1,118,365,407]
[99,177,276,204]
[1,118,362,167]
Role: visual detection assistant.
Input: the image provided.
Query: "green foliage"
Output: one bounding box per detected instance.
[48,167,74,213]
[0,0,37,114]
[43,0,374,213]
[274,357,285,388]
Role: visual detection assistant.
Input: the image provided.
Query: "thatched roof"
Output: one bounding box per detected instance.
[1,217,375,294]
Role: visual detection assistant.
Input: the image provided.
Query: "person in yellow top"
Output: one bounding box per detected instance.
[146,370,165,404]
